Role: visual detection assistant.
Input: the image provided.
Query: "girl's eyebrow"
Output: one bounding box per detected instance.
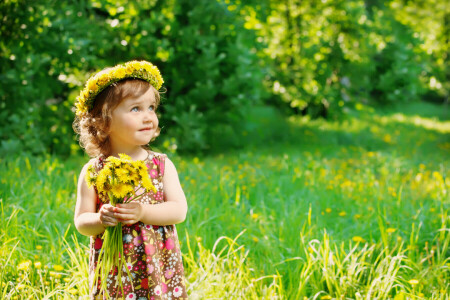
[124,97,155,106]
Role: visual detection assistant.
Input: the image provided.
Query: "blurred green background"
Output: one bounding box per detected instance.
[1,0,448,155]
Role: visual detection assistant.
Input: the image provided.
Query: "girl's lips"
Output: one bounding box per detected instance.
[139,128,152,131]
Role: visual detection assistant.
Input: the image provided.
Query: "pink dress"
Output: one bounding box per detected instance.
[89,151,188,299]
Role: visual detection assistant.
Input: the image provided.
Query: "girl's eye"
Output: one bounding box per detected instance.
[149,105,155,111]
[131,107,139,112]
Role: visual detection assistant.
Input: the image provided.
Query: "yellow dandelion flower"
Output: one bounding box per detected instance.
[408,279,419,285]
[36,245,42,250]
[126,63,137,74]
[142,176,156,192]
[352,236,366,243]
[49,271,56,277]
[87,78,97,91]
[118,153,132,161]
[354,214,362,219]
[96,171,108,192]
[106,155,121,166]
[63,278,70,283]
[34,262,42,269]
[252,237,259,243]
[251,213,259,220]
[97,73,110,86]
[116,168,130,182]
[339,211,347,217]
[321,296,332,300]
[386,228,396,233]
[17,260,32,271]
[111,183,132,199]
[53,265,64,271]
[114,68,126,78]
[325,208,332,213]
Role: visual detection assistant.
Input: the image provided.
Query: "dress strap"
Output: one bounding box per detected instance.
[151,153,166,177]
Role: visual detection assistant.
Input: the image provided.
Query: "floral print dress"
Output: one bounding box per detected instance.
[89,151,188,300]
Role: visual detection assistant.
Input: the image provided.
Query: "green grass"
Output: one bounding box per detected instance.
[1,102,449,299]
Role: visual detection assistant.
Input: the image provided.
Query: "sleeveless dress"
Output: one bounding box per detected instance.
[88,151,188,300]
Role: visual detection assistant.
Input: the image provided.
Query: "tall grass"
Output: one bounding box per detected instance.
[1,102,449,299]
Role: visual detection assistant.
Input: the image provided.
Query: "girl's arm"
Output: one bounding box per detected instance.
[74,161,118,236]
[114,157,188,226]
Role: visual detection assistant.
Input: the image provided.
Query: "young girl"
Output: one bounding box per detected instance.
[73,60,188,299]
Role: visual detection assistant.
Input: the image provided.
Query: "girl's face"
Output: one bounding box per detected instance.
[109,87,159,149]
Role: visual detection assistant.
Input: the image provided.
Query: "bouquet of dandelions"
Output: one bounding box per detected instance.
[86,153,156,298]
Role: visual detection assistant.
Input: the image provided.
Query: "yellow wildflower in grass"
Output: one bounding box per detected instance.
[63,278,70,283]
[53,265,64,271]
[321,296,332,300]
[251,213,259,220]
[386,228,397,233]
[34,262,42,269]
[17,260,32,271]
[383,134,392,143]
[339,211,347,217]
[408,279,419,285]
[36,245,42,250]
[354,214,362,219]
[325,208,332,213]
[252,237,259,243]
[352,236,366,243]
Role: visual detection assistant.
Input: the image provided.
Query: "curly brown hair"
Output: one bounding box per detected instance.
[73,79,161,157]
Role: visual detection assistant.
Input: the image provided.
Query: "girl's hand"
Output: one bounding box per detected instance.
[114,202,144,225]
[99,204,119,227]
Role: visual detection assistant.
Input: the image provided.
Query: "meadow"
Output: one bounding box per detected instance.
[1,102,448,299]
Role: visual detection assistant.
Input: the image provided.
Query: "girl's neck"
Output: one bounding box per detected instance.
[108,146,149,161]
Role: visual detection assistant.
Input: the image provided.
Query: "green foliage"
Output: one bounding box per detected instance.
[247,0,446,117]
[0,0,267,155]
[0,0,447,155]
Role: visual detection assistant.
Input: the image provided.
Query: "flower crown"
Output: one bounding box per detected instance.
[75,60,164,117]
